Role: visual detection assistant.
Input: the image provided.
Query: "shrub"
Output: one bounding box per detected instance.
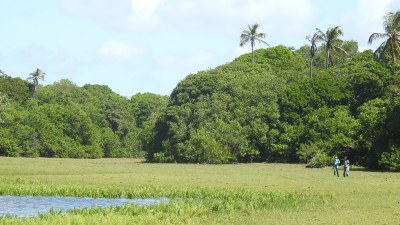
[152,152,175,163]
[298,144,330,168]
[378,143,400,171]
[306,151,330,168]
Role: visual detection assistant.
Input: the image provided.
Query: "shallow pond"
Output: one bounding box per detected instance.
[0,195,169,218]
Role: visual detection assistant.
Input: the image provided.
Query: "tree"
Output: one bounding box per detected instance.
[315,26,347,69]
[149,59,284,163]
[368,11,400,72]
[306,32,320,77]
[239,23,269,64]
[27,68,46,93]
[0,74,32,103]
[130,93,168,128]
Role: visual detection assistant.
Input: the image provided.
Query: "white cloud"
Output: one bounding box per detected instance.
[126,0,315,35]
[61,0,315,38]
[131,0,163,16]
[98,40,147,62]
[128,0,165,29]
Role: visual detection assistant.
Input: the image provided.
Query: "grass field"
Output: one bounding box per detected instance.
[0,157,399,224]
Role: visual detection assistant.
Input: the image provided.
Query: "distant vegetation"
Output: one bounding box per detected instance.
[1,11,399,171]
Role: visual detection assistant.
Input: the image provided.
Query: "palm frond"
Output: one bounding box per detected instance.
[326,26,343,41]
[239,23,268,47]
[314,28,326,42]
[368,33,388,44]
[250,24,259,34]
[392,11,400,30]
[240,36,250,47]
[383,12,395,33]
[332,44,348,55]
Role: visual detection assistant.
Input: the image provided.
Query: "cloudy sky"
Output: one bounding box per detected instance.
[0,0,397,97]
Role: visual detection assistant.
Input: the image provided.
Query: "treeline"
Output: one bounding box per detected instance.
[0,77,168,158]
[1,45,399,171]
[147,45,400,171]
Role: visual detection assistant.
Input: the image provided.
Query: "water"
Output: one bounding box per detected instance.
[0,196,169,218]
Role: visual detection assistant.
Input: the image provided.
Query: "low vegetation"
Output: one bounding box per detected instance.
[0,158,399,224]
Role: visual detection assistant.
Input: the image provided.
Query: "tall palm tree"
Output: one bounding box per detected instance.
[240,23,269,64]
[368,11,400,72]
[27,68,46,93]
[306,32,320,78]
[315,26,347,69]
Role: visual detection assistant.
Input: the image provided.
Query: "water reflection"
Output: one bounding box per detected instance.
[0,196,168,218]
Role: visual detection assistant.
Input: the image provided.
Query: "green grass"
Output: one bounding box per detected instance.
[0,157,399,224]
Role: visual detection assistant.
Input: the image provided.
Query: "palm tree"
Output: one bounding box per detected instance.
[315,26,347,69]
[306,32,320,78]
[240,23,269,64]
[28,68,46,93]
[368,11,400,72]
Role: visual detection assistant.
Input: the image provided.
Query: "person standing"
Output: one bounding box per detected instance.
[332,156,340,177]
[343,157,350,177]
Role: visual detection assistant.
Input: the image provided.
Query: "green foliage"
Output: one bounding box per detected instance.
[128,93,168,157]
[152,152,175,163]
[279,74,351,123]
[299,40,359,71]
[27,68,46,93]
[130,93,168,128]
[149,45,399,169]
[183,126,231,164]
[150,55,286,163]
[234,46,308,83]
[358,94,400,169]
[295,106,360,168]
[100,128,121,157]
[298,144,330,168]
[0,136,19,156]
[304,106,360,155]
[0,78,158,159]
[378,143,400,171]
[0,74,32,103]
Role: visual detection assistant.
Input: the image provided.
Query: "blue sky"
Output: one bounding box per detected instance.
[0,0,397,97]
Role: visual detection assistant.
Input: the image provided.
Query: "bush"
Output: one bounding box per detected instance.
[378,143,400,171]
[0,137,20,157]
[297,144,330,168]
[306,151,330,168]
[183,128,231,164]
[152,152,175,163]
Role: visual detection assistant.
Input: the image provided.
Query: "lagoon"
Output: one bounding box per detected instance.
[0,195,168,218]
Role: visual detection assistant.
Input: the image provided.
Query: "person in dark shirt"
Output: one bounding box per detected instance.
[343,157,350,177]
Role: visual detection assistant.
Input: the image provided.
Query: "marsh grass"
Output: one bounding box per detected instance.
[0,157,399,224]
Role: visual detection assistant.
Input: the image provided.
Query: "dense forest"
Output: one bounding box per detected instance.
[1,11,400,171]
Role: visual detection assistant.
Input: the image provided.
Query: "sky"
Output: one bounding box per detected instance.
[0,0,398,97]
